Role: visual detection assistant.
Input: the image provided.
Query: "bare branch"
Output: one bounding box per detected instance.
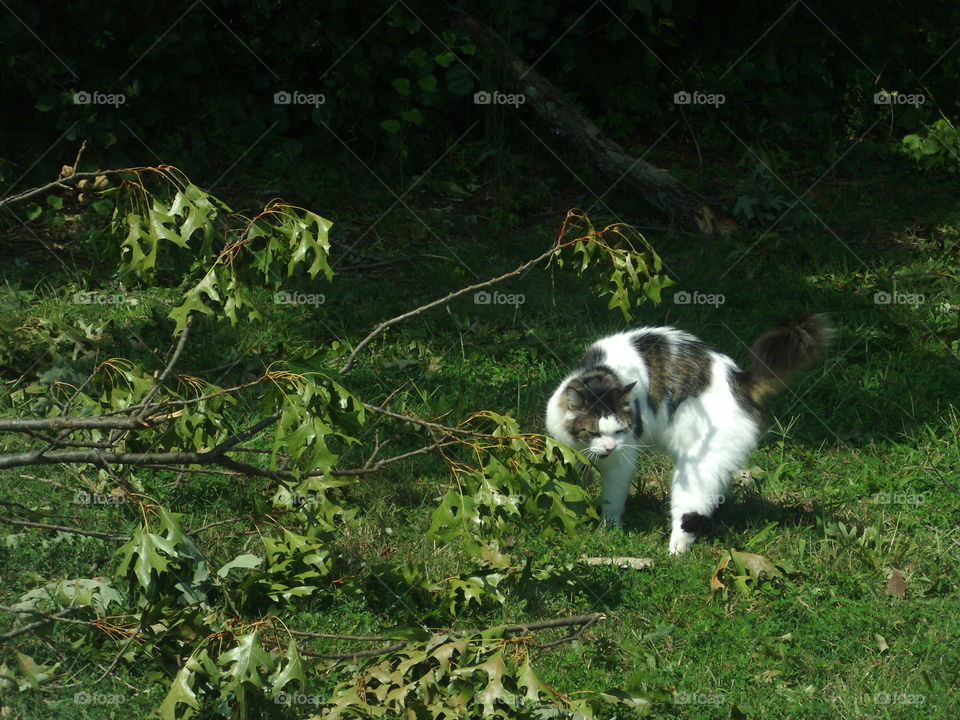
[0,168,128,209]
[71,141,88,175]
[134,315,194,421]
[0,607,83,641]
[298,642,408,660]
[340,215,579,373]
[362,403,497,439]
[498,612,606,635]
[0,514,127,542]
[0,414,175,433]
[274,612,608,661]
[0,413,280,471]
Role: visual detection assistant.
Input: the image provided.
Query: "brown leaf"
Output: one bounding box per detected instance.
[710,553,730,590]
[885,569,906,598]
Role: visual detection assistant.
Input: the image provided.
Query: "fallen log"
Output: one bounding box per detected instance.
[454,11,738,235]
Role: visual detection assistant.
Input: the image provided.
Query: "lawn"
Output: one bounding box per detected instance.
[1,153,958,719]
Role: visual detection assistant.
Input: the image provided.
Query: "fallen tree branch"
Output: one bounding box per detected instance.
[0,413,280,471]
[0,414,177,432]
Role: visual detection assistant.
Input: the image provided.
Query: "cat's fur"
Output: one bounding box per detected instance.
[545,315,832,554]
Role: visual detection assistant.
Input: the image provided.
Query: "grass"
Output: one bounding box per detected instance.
[1,149,959,719]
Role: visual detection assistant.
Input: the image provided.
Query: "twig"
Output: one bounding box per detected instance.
[134,315,193,422]
[0,607,93,641]
[498,612,606,636]
[298,641,408,660]
[0,168,126,209]
[340,219,576,373]
[278,612,607,661]
[330,440,458,476]
[71,141,88,176]
[0,514,127,542]
[362,403,498,439]
[530,614,603,650]
[288,630,399,642]
[94,628,140,684]
[187,515,258,536]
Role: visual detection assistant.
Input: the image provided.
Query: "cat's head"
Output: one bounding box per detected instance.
[561,372,637,459]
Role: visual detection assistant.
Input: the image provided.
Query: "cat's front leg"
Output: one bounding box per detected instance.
[598,449,637,526]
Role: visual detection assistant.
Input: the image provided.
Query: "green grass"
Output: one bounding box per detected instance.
[1,153,959,719]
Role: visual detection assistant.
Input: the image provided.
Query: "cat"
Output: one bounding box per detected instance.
[545,315,832,554]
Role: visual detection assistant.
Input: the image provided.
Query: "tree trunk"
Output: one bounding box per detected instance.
[453,11,737,236]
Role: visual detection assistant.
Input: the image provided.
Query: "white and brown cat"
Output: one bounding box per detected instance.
[546,315,832,554]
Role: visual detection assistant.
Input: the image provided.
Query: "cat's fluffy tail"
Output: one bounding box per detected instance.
[742,314,833,404]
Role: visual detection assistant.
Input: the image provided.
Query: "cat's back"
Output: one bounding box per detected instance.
[588,326,704,368]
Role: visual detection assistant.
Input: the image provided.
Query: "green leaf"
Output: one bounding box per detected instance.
[157,661,201,720]
[217,553,263,578]
[271,639,306,695]
[517,657,546,703]
[435,50,456,67]
[55,578,123,615]
[474,652,516,717]
[392,77,411,95]
[218,632,275,693]
[15,651,59,689]
[117,527,177,595]
[419,75,438,92]
[380,118,402,134]
[401,108,423,126]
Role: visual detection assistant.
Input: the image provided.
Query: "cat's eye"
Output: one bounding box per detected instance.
[615,429,627,435]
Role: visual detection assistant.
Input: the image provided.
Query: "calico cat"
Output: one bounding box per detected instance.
[545,315,832,554]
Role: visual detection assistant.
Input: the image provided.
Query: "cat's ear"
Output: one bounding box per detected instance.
[564,383,586,411]
[619,381,637,399]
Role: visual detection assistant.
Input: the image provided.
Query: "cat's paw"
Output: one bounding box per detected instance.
[668,531,695,555]
[601,515,624,528]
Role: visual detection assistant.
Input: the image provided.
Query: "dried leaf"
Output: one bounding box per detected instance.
[885,569,906,598]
